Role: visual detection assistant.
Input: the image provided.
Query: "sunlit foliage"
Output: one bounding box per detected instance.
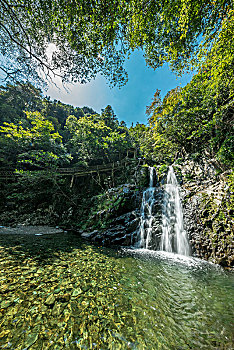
[0,0,232,87]
[146,11,234,168]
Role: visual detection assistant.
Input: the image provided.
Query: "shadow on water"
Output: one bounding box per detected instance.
[0,232,120,265]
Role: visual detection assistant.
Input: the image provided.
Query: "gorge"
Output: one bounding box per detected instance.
[0,98,233,349]
[0,1,233,347]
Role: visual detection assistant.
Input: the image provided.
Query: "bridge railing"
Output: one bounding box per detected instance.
[0,158,145,178]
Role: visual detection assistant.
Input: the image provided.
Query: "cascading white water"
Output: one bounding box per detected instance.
[138,167,155,249]
[160,166,190,256]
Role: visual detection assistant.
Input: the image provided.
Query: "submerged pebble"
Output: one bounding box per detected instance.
[0,232,233,350]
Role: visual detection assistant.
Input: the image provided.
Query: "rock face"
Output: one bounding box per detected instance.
[81,183,143,246]
[82,211,140,246]
[175,158,234,268]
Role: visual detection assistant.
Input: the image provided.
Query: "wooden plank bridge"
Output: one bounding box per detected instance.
[0,157,145,179]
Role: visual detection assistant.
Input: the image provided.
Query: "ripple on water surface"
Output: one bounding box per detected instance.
[0,233,233,349]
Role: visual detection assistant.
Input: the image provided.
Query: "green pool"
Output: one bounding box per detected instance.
[0,233,233,349]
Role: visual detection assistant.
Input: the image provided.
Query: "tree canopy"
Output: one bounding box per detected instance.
[0,110,70,169]
[146,12,234,169]
[0,0,232,87]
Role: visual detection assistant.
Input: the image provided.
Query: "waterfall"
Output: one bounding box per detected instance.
[137,166,190,256]
[138,167,155,249]
[160,166,190,256]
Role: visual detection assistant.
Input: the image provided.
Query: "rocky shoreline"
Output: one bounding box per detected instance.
[0,225,65,235]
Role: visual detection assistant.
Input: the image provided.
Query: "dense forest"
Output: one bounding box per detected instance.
[0,83,133,225]
[0,83,132,169]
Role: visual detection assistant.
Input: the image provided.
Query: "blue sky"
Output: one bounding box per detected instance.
[47,50,193,127]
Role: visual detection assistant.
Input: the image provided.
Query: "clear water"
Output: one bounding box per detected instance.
[161,166,190,255]
[0,233,233,349]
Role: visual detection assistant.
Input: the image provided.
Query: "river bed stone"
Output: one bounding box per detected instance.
[0,231,233,349]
